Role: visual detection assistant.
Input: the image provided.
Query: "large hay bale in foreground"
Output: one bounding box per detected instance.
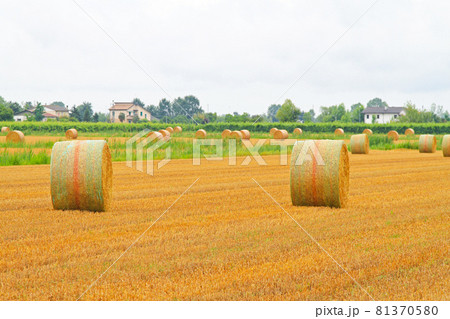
[350,134,369,154]
[293,128,303,135]
[230,131,243,139]
[362,129,373,135]
[387,130,399,141]
[50,140,112,212]
[6,130,24,143]
[290,140,349,208]
[221,129,231,138]
[158,129,171,138]
[240,129,250,139]
[65,129,78,139]
[270,127,278,136]
[273,129,288,139]
[334,128,344,136]
[405,128,415,136]
[195,129,207,139]
[1,127,10,133]
[419,134,436,153]
[174,126,182,133]
[166,127,174,133]
[443,135,450,157]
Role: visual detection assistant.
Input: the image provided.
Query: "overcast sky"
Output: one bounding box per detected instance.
[1,0,450,115]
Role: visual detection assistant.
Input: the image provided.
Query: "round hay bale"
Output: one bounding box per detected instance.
[270,127,278,136]
[362,129,373,135]
[334,128,344,136]
[273,129,288,140]
[195,129,207,139]
[293,128,303,135]
[6,130,24,143]
[290,140,349,208]
[230,131,243,139]
[146,131,163,140]
[387,130,399,141]
[418,134,437,153]
[405,128,415,136]
[350,134,369,154]
[221,129,231,138]
[1,127,10,133]
[240,129,250,139]
[166,127,174,133]
[442,135,450,157]
[174,126,182,133]
[50,140,112,212]
[65,129,78,139]
[158,129,171,138]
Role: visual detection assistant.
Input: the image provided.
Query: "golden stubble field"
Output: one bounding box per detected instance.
[0,150,448,300]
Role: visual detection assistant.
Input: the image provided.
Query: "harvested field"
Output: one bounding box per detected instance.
[0,150,448,301]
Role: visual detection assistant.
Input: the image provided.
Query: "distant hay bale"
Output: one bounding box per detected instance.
[240,129,250,139]
[1,127,10,133]
[273,129,288,139]
[362,129,373,135]
[158,129,171,138]
[387,130,399,141]
[334,128,344,136]
[405,128,415,136]
[290,140,349,208]
[293,128,303,135]
[442,135,450,157]
[221,129,231,138]
[65,129,78,139]
[230,131,243,139]
[6,130,24,143]
[146,131,163,140]
[195,129,207,139]
[419,134,437,153]
[166,127,174,133]
[270,127,278,136]
[174,126,182,133]
[350,134,369,154]
[50,140,112,212]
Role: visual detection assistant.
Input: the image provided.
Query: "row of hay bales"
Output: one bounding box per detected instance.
[2,128,79,143]
[146,126,183,140]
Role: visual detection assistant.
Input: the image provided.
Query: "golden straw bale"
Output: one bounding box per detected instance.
[405,128,415,136]
[418,135,437,153]
[146,131,163,140]
[1,127,10,133]
[290,140,349,208]
[273,129,288,139]
[195,129,207,138]
[442,135,450,157]
[6,130,24,143]
[230,131,243,139]
[240,129,250,139]
[166,127,174,133]
[174,126,182,133]
[270,128,278,136]
[387,130,400,141]
[334,128,344,136]
[293,128,303,135]
[65,129,78,139]
[158,129,171,137]
[350,134,369,154]
[221,129,231,138]
[362,129,373,135]
[50,140,112,212]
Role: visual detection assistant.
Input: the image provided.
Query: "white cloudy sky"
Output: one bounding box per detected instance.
[1,0,450,114]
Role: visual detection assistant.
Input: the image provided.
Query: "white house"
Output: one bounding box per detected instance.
[13,110,34,122]
[109,101,152,123]
[13,104,69,121]
[361,107,405,124]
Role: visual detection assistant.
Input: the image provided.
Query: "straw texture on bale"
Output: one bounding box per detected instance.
[405,128,415,136]
[6,130,24,143]
[293,128,303,135]
[334,128,344,136]
[273,129,288,139]
[290,140,349,208]
[418,135,437,153]
[442,135,450,157]
[158,129,171,137]
[362,129,373,135]
[166,127,174,133]
[230,131,243,139]
[1,127,10,133]
[387,130,399,141]
[174,126,182,133]
[65,129,78,139]
[270,128,278,136]
[240,129,250,139]
[221,129,231,138]
[50,140,112,212]
[195,129,207,139]
[350,134,369,154]
[146,131,163,140]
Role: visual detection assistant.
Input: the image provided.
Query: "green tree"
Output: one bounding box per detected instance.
[118,112,125,123]
[267,104,281,122]
[51,101,65,108]
[302,109,315,122]
[92,113,99,122]
[69,106,82,121]
[0,104,14,121]
[7,102,22,114]
[350,103,364,122]
[34,103,44,121]
[367,97,388,108]
[276,99,301,122]
[316,104,346,122]
[132,98,145,107]
[77,102,93,122]
[132,114,140,123]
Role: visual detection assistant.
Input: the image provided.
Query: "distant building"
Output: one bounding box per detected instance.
[13,104,69,121]
[361,107,405,124]
[42,104,69,118]
[13,110,34,122]
[109,101,152,123]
